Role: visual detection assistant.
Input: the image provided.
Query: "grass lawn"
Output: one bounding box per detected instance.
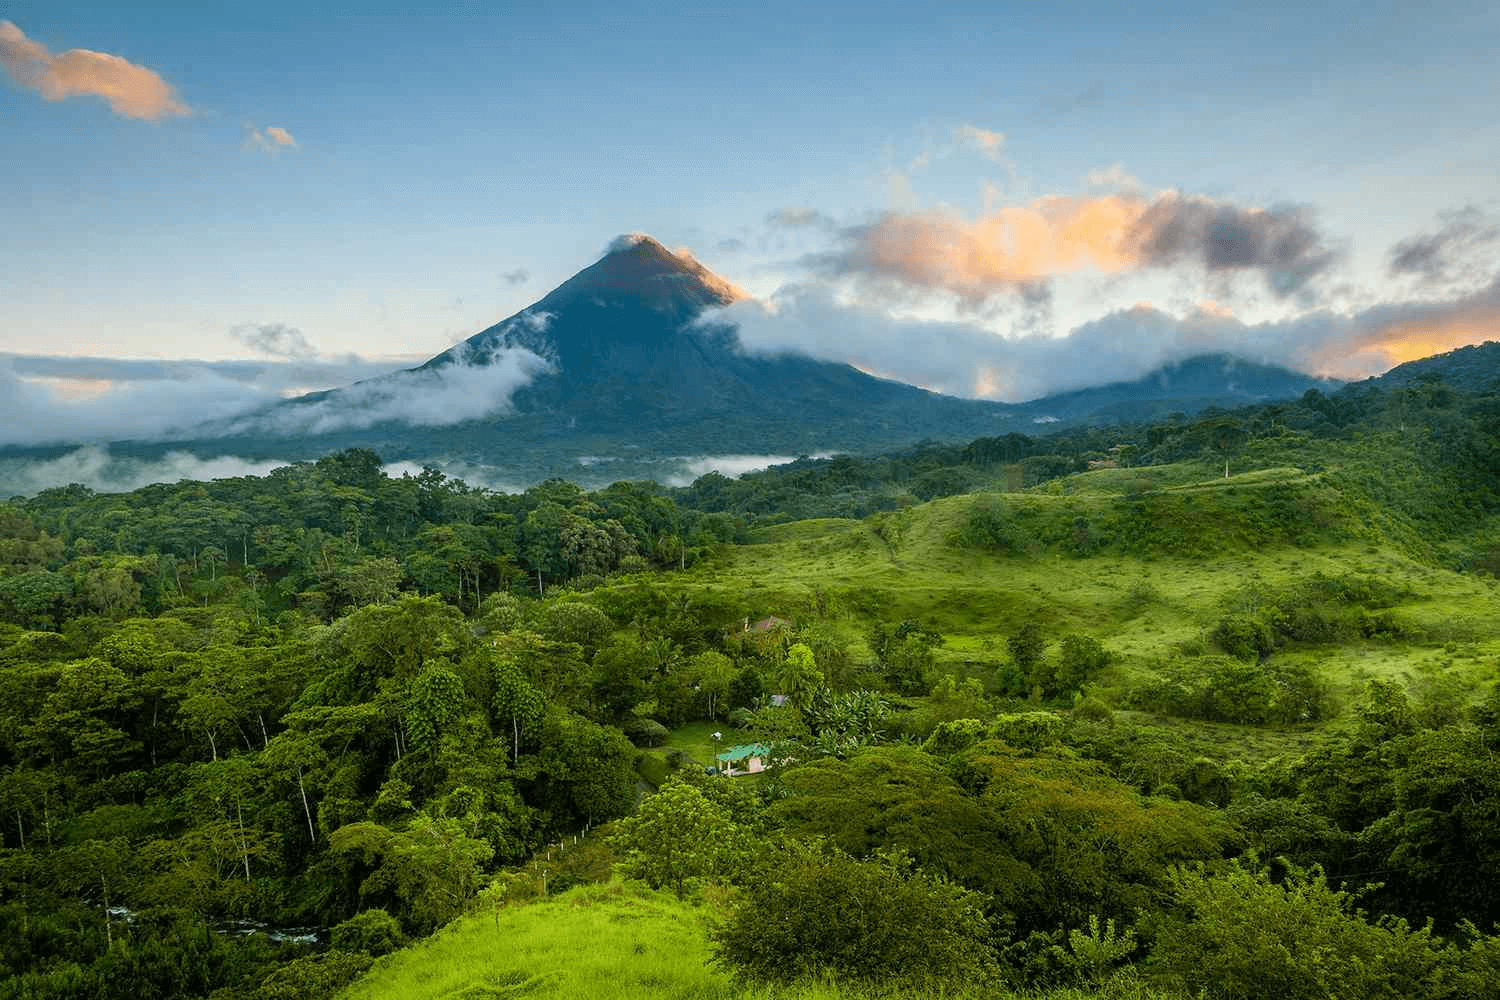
[663,720,747,769]
[339,882,735,1000]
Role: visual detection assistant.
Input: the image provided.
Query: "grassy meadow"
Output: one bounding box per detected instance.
[668,459,1500,747]
[338,881,1182,1000]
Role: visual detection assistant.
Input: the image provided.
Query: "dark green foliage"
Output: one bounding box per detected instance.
[712,838,997,988]
[958,500,1039,555]
[1007,622,1046,677]
[1150,861,1500,1000]
[1134,657,1330,726]
[1210,614,1275,661]
[2,373,1500,997]
[256,950,373,1000]
[867,619,939,695]
[621,717,669,747]
[331,909,406,956]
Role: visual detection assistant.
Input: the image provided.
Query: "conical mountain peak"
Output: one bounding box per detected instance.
[537,233,746,312]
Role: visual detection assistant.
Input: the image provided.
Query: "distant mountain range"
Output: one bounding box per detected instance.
[1364,340,1500,392]
[14,235,1482,488]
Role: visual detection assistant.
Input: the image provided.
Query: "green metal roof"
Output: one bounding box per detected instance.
[716,743,769,762]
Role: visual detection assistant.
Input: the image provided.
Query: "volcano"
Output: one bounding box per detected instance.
[407,233,1010,433]
[33,234,1341,487]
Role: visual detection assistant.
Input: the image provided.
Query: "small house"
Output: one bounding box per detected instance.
[715,742,770,776]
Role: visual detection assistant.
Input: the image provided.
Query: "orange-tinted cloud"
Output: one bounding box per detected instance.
[1310,277,1500,374]
[839,195,1143,300]
[246,125,298,153]
[0,20,189,120]
[830,193,1334,302]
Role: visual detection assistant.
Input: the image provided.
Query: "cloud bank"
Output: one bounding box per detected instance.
[0,357,292,447]
[716,273,1500,402]
[0,447,296,498]
[234,345,550,436]
[819,193,1335,304]
[230,322,318,360]
[0,20,189,120]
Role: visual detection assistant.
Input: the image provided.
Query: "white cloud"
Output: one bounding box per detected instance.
[662,454,832,487]
[0,446,295,497]
[236,344,550,435]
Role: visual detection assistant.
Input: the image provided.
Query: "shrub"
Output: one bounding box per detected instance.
[330,908,405,956]
[991,710,1066,750]
[923,718,991,756]
[621,716,669,747]
[1073,695,1115,724]
[1151,861,1500,1000]
[257,951,373,1000]
[713,839,997,987]
[1211,614,1275,661]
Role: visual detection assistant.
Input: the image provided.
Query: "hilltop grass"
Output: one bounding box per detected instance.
[662,461,1500,733]
[339,882,731,1000]
[339,881,1185,1000]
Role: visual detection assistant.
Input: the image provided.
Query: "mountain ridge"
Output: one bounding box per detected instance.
[8,234,1477,490]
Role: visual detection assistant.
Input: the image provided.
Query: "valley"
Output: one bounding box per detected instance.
[1,369,1498,998]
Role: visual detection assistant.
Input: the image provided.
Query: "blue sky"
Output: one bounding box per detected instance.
[3,0,1499,435]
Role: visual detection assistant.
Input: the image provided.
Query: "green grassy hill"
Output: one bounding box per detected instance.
[338,881,1182,1000]
[668,461,1499,711]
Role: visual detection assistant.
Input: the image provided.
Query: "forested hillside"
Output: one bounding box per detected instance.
[1,375,1499,999]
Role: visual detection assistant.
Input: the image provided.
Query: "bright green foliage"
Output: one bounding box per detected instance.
[713,838,997,988]
[903,674,990,740]
[490,654,545,763]
[533,600,612,656]
[990,711,1066,750]
[610,777,749,897]
[403,661,466,753]
[1066,914,1137,986]
[800,688,890,759]
[684,649,736,721]
[774,642,824,711]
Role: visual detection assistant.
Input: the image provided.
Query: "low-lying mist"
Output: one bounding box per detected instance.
[0,446,824,498]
